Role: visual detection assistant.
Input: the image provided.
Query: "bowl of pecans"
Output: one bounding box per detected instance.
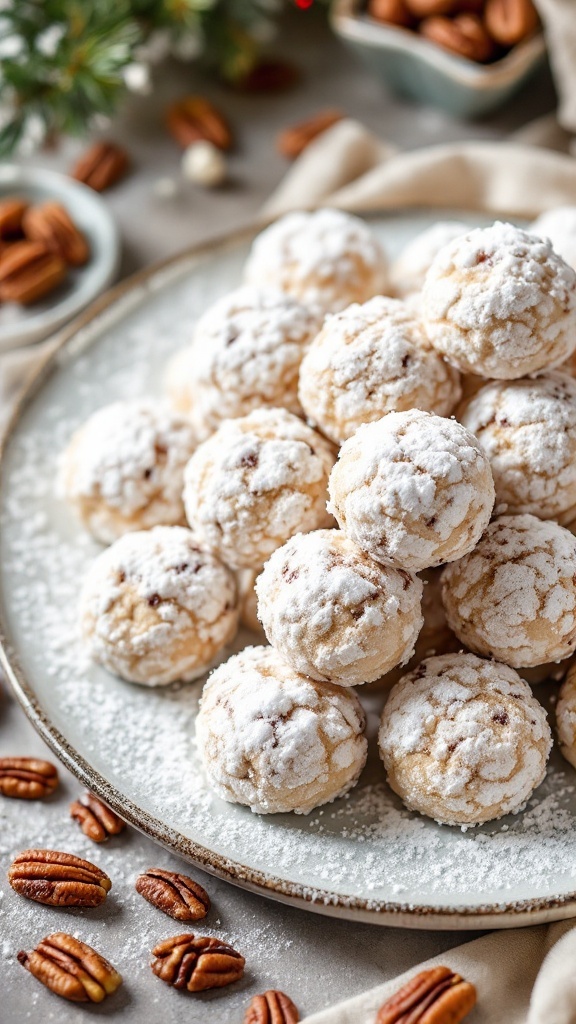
[0,166,120,351]
[331,0,546,118]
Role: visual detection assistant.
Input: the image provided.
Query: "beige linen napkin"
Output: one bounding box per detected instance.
[534,0,576,137]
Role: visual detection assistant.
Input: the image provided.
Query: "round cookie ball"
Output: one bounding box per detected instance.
[256,529,423,686]
[196,645,368,814]
[328,409,495,571]
[531,206,576,271]
[391,220,472,297]
[244,209,389,315]
[422,221,576,379]
[80,526,238,686]
[58,400,197,545]
[166,286,321,440]
[237,569,263,635]
[442,514,576,668]
[378,652,552,827]
[557,663,576,770]
[298,296,461,445]
[459,372,576,524]
[183,407,335,570]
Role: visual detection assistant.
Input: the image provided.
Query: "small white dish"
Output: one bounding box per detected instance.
[0,165,120,352]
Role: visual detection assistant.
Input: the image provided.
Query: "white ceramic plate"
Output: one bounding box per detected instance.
[2,212,576,931]
[0,166,120,350]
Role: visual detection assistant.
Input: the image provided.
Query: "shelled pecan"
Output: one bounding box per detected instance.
[0,241,67,304]
[368,0,414,26]
[405,0,456,16]
[135,868,210,921]
[277,109,344,160]
[420,13,495,61]
[245,989,300,1023]
[151,933,245,991]
[0,757,58,799]
[17,932,122,1003]
[375,966,477,1024]
[23,202,90,266]
[71,141,130,191]
[166,96,232,151]
[0,198,27,239]
[8,849,112,907]
[69,792,125,843]
[485,0,538,45]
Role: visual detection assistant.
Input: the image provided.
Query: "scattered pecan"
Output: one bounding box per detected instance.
[23,202,90,267]
[17,932,122,1003]
[135,868,210,921]
[277,109,345,160]
[368,0,415,27]
[166,96,232,151]
[485,0,539,45]
[8,849,112,907]
[71,141,130,192]
[0,757,58,799]
[0,197,28,239]
[234,59,300,92]
[420,13,495,61]
[0,241,67,304]
[151,933,245,991]
[70,792,126,843]
[245,990,299,1023]
[375,966,477,1024]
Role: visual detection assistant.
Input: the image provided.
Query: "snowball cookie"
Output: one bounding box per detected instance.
[460,372,576,524]
[237,569,263,634]
[256,529,423,686]
[442,514,576,669]
[80,526,238,686]
[391,220,472,297]
[557,663,576,770]
[328,409,495,571]
[196,645,368,814]
[531,206,576,271]
[167,286,321,440]
[422,221,576,379]
[59,400,196,545]
[378,652,552,827]
[244,209,389,315]
[183,408,335,570]
[298,296,461,445]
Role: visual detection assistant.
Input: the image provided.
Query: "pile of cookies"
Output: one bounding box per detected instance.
[59,205,576,829]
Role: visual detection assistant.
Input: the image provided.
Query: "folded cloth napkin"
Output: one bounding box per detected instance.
[534,0,576,138]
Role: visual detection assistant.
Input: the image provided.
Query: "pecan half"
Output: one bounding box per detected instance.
[136,868,210,921]
[17,932,122,1003]
[0,241,67,304]
[0,757,58,799]
[376,966,477,1024]
[277,109,344,160]
[23,202,90,266]
[70,792,126,843]
[245,990,299,1023]
[71,141,130,192]
[368,0,415,26]
[420,13,495,61]
[8,849,112,907]
[485,0,539,45]
[405,0,457,15]
[151,933,245,991]
[166,96,232,151]
[0,197,28,239]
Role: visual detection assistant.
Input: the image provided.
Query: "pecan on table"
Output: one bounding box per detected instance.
[70,792,126,843]
[8,849,112,907]
[0,241,67,304]
[0,197,28,239]
[17,932,122,1003]
[151,933,245,992]
[277,109,344,160]
[166,96,233,151]
[71,140,130,192]
[135,868,210,921]
[376,966,477,1024]
[0,757,59,799]
[23,201,90,266]
[245,989,300,1023]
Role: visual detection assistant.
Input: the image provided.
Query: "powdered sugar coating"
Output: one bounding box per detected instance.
[391,220,472,297]
[298,297,461,444]
[422,222,576,379]
[328,409,495,571]
[557,664,576,770]
[244,209,389,315]
[183,408,335,570]
[379,653,552,826]
[58,400,197,544]
[460,372,576,523]
[256,529,423,686]
[442,514,576,668]
[196,645,368,814]
[166,286,321,439]
[80,526,238,685]
[531,207,576,271]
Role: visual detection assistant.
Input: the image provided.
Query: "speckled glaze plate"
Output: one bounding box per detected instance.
[2,211,576,931]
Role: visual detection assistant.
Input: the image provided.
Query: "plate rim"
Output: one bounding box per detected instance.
[2,218,576,931]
